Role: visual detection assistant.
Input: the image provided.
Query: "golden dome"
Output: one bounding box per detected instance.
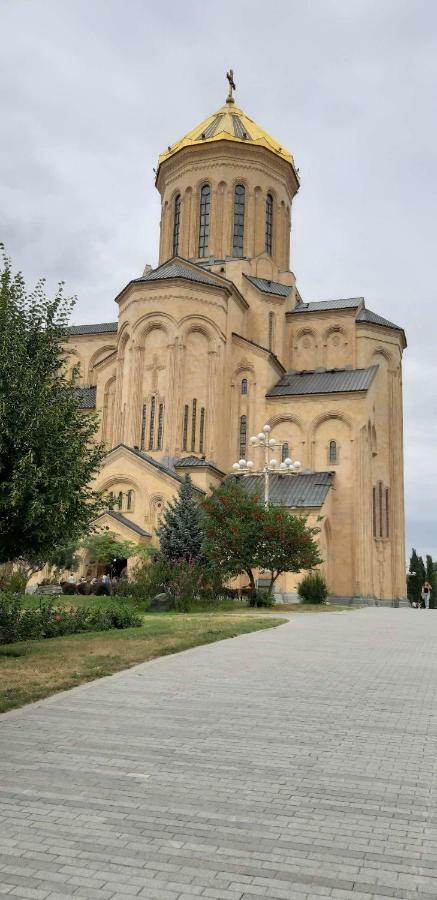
[158,99,294,169]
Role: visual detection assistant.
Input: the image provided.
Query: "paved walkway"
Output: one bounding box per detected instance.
[1,608,437,900]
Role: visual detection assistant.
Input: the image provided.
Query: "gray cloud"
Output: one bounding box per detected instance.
[1,0,436,560]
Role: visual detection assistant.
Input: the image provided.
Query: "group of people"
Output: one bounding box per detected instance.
[63,572,121,596]
[412,581,433,609]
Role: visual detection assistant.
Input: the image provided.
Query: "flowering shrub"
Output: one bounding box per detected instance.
[0,593,142,645]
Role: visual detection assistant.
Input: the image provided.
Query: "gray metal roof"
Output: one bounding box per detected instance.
[174,455,225,475]
[356,308,403,331]
[232,333,286,373]
[139,260,219,288]
[74,385,96,409]
[232,471,334,508]
[290,297,363,313]
[267,366,378,397]
[105,511,151,537]
[109,444,205,493]
[67,322,118,335]
[244,274,292,297]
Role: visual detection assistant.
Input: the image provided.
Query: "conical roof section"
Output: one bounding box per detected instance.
[158,98,293,168]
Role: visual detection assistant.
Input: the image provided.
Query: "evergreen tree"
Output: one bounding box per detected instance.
[425,554,436,608]
[156,475,204,562]
[0,247,105,568]
[407,548,425,605]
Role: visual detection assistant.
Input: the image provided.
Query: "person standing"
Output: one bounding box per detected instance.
[421,581,432,609]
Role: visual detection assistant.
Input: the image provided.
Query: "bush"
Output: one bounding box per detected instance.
[0,593,142,645]
[297,572,328,604]
[0,563,28,594]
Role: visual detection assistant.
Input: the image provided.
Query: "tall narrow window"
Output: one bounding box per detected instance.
[191,399,197,452]
[268,312,274,351]
[241,378,248,395]
[329,440,337,464]
[373,486,377,538]
[265,192,273,255]
[239,415,247,459]
[232,184,245,257]
[126,490,134,511]
[157,403,164,450]
[373,481,390,539]
[108,491,114,510]
[198,184,210,257]
[182,404,189,451]
[117,491,123,510]
[148,396,156,450]
[281,442,290,462]
[173,194,181,256]
[385,488,390,538]
[140,403,147,450]
[199,407,205,454]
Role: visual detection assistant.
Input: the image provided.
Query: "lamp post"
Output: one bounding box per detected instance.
[232,423,301,507]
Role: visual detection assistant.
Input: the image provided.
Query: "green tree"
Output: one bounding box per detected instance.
[425,554,436,608]
[0,247,105,568]
[407,548,425,605]
[156,474,205,562]
[82,531,137,567]
[202,479,322,597]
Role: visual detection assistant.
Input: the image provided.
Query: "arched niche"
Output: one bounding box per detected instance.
[267,414,305,466]
[88,345,116,384]
[324,326,348,369]
[293,328,319,370]
[310,412,353,471]
[102,375,116,447]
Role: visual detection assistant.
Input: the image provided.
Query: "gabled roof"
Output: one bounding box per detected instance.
[106,444,205,493]
[356,307,403,332]
[267,366,378,397]
[174,456,225,476]
[232,333,286,374]
[289,298,363,314]
[101,511,151,537]
[139,259,219,288]
[244,275,292,297]
[232,471,334,508]
[67,322,118,335]
[74,385,96,409]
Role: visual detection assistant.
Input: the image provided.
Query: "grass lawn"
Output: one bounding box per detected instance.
[0,613,286,714]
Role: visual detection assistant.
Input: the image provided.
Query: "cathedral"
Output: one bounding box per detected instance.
[68,76,407,603]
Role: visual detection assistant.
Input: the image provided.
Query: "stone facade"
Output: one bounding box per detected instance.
[67,89,407,602]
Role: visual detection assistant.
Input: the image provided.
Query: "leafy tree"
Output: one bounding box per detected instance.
[202,479,322,597]
[426,554,436,608]
[81,531,137,567]
[0,247,105,568]
[156,474,205,562]
[407,548,425,605]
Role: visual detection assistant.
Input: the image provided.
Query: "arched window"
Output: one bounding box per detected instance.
[232,184,245,257]
[157,403,164,450]
[268,312,274,351]
[126,490,134,511]
[140,403,147,450]
[265,193,273,255]
[191,399,197,451]
[148,396,156,450]
[329,440,337,464]
[239,415,247,459]
[199,407,205,454]
[198,184,210,257]
[281,442,290,463]
[182,404,189,451]
[117,491,123,510]
[173,194,181,256]
[241,378,248,395]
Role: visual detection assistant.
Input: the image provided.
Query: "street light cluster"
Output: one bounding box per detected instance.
[232,424,301,507]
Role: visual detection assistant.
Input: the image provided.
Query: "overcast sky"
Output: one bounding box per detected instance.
[1,0,436,562]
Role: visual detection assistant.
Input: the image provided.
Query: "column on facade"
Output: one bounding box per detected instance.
[163,340,178,454]
[112,352,126,445]
[215,182,225,258]
[205,347,219,460]
[173,340,187,456]
[254,187,263,256]
[245,189,255,259]
[126,344,144,447]
[180,188,193,259]
[389,368,407,598]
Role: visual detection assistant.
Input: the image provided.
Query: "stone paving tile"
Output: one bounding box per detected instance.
[2,609,437,899]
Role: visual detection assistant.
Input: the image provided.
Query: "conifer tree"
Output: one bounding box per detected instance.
[156,474,204,562]
[426,554,436,608]
[407,548,425,605]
